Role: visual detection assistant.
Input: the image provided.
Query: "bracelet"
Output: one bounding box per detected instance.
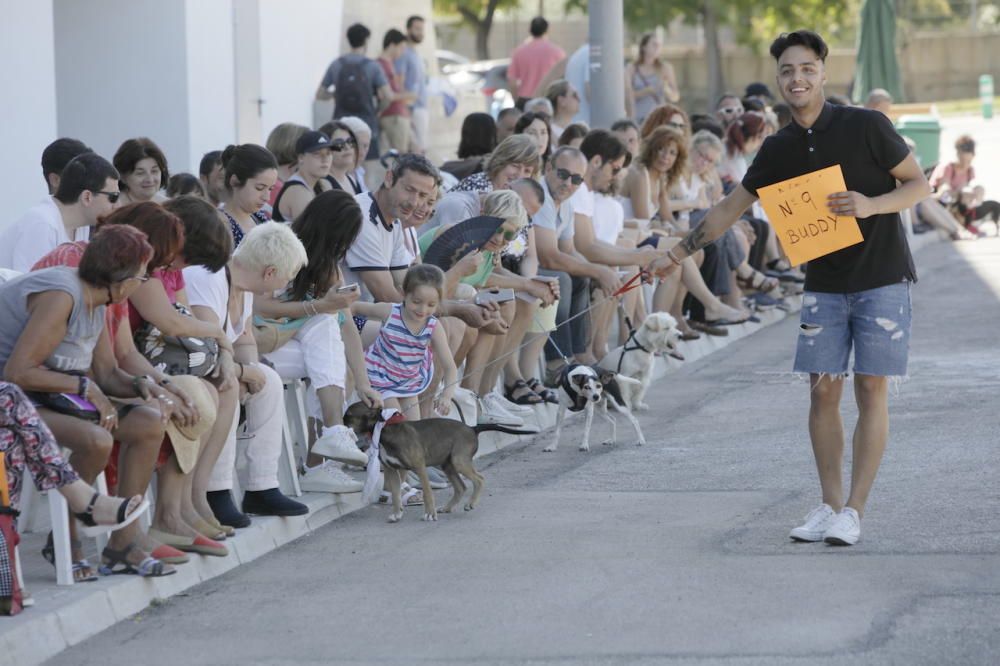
[666,248,683,266]
[304,301,319,316]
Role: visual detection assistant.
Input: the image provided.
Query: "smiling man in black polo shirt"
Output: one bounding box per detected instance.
[654,30,931,546]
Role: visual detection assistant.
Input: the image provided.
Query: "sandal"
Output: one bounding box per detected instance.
[737,269,780,293]
[73,491,149,538]
[378,483,424,506]
[504,379,543,405]
[42,533,99,582]
[99,542,176,577]
[526,378,559,404]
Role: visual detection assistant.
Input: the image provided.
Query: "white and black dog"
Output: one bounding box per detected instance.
[599,312,681,411]
[543,364,645,452]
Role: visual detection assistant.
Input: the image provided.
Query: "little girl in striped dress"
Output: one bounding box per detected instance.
[354,264,457,417]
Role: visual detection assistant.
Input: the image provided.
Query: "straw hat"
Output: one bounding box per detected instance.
[163,376,216,474]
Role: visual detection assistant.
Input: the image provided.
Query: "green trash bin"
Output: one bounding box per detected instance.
[895,114,941,169]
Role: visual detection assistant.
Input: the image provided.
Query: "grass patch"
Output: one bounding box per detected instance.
[934,97,999,116]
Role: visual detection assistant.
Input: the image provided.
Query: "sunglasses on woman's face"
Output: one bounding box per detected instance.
[555,168,584,185]
[330,138,356,152]
[494,227,518,241]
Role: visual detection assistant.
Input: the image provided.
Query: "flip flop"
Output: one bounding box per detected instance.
[527,378,559,404]
[504,379,543,405]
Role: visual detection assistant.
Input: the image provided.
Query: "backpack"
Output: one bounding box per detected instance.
[334,57,375,119]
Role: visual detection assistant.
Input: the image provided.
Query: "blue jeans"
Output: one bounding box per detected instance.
[794,282,912,377]
[539,269,591,362]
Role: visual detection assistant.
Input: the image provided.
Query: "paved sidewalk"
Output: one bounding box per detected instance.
[46,235,1000,665]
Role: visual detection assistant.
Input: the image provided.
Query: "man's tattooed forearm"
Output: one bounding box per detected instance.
[680,221,710,255]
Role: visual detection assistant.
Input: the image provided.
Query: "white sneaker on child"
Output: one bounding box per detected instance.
[477,393,524,427]
[312,425,368,466]
[823,507,861,546]
[299,461,364,494]
[789,503,837,542]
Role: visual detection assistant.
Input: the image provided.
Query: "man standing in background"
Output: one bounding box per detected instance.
[396,15,429,154]
[507,17,565,109]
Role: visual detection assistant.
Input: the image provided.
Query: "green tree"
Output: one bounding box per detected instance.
[433,0,521,59]
[567,0,858,109]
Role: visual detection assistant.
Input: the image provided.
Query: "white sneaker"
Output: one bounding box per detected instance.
[789,503,838,542]
[824,507,861,546]
[300,461,364,494]
[312,425,368,466]
[477,393,524,427]
[491,390,533,414]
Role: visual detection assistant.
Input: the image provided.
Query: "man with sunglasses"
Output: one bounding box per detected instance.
[534,146,621,375]
[1,153,120,272]
[714,93,745,129]
[570,129,662,270]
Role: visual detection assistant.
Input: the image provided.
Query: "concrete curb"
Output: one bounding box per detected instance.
[2,229,945,664]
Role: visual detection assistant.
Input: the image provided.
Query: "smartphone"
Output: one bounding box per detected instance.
[475,288,515,305]
[336,283,359,293]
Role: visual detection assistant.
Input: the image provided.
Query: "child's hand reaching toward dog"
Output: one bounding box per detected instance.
[434,390,454,416]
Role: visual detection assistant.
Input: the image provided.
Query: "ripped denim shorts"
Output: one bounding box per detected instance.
[793,281,912,378]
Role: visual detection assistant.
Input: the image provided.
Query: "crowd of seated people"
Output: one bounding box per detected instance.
[5,28,962,605]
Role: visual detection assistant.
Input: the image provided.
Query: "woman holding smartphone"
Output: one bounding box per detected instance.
[256,191,383,494]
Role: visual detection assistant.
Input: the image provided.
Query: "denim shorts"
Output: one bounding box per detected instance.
[793,282,912,377]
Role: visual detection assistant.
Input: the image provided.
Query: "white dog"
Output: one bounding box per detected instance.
[599,312,681,411]
[543,364,645,453]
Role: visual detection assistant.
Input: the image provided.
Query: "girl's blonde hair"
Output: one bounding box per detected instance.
[402,263,446,301]
[234,221,308,283]
[481,190,528,230]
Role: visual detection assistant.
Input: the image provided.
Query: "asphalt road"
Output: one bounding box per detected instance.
[51,237,1000,666]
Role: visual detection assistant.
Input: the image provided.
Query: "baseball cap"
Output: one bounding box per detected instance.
[296,131,335,154]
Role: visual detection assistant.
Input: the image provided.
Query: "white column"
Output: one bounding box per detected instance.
[1,0,58,225]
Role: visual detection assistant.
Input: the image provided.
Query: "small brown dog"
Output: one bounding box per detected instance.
[343,402,532,522]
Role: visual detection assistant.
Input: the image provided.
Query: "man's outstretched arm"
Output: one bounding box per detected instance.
[648,184,756,274]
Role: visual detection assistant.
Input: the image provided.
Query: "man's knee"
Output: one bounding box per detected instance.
[854,374,888,408]
[810,375,844,408]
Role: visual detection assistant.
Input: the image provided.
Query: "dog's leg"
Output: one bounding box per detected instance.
[453,456,485,511]
[543,401,567,452]
[610,398,646,446]
[415,464,437,521]
[438,462,466,514]
[635,370,651,411]
[385,467,404,523]
[579,402,594,451]
[599,401,617,446]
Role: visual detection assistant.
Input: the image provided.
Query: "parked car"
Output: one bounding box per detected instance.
[436,49,514,117]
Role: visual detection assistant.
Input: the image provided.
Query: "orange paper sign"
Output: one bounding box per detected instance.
[757,165,863,265]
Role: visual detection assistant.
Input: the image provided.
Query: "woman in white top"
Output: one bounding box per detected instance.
[544,79,581,143]
[718,112,767,187]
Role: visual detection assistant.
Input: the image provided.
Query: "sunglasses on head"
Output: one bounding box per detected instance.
[330,138,356,151]
[95,190,121,204]
[555,168,584,185]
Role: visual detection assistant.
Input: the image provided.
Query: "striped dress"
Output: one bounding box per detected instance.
[364,303,438,399]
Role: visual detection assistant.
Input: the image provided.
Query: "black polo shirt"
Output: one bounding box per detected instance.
[742,102,915,294]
